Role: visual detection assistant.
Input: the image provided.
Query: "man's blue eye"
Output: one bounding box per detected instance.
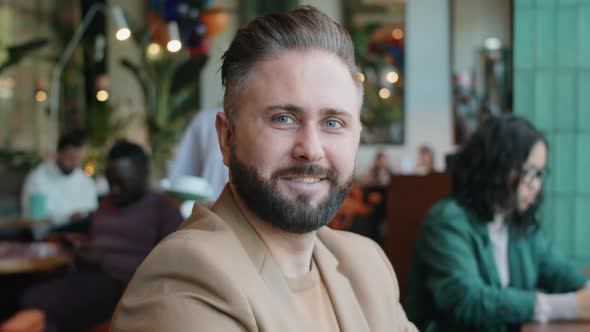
[275,115,293,124]
[326,120,342,128]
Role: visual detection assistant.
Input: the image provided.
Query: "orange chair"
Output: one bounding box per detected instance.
[0,310,45,332]
[86,321,110,332]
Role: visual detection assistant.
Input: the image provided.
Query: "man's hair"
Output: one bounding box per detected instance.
[220,6,361,122]
[451,114,547,228]
[107,140,149,169]
[57,129,87,152]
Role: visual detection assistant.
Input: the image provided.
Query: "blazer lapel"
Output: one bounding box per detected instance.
[211,187,308,332]
[468,213,503,287]
[507,223,535,289]
[313,237,370,332]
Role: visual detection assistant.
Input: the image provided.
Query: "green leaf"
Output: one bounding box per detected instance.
[0,39,49,73]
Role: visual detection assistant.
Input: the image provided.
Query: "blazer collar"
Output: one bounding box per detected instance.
[211,186,268,270]
[210,186,307,331]
[315,229,371,332]
[211,186,369,331]
[464,208,505,287]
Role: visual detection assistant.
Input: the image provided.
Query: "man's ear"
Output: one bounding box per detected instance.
[216,111,232,167]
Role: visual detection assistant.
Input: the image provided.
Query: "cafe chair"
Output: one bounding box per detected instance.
[86,321,110,332]
[0,309,45,332]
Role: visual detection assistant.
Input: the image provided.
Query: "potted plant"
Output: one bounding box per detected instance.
[120,0,229,178]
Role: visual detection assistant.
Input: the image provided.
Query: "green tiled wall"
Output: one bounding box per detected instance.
[514,0,590,268]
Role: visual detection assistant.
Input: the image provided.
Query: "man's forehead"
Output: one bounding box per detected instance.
[107,158,137,174]
[249,57,359,100]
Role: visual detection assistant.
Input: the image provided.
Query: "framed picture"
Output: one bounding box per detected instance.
[343,0,406,144]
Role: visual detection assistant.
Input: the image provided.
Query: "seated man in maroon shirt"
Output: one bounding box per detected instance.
[20,140,184,332]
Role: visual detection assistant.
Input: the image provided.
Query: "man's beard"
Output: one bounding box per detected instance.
[56,163,74,175]
[229,148,353,234]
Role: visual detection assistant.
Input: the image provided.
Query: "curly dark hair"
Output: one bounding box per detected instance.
[451,115,547,228]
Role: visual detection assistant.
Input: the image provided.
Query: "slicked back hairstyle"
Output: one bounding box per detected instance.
[220,6,361,122]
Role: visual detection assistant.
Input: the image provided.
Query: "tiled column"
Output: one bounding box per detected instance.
[514,0,590,267]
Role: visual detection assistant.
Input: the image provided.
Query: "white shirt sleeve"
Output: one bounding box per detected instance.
[534,282,590,322]
[534,292,578,322]
[80,174,98,214]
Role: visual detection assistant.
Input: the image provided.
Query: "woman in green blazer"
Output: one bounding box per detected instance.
[406,115,590,332]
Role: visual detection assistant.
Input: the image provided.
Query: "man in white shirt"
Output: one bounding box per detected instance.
[21,129,98,229]
[168,106,229,199]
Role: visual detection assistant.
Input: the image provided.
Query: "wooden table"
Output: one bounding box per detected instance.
[0,241,71,274]
[0,218,50,230]
[522,322,590,332]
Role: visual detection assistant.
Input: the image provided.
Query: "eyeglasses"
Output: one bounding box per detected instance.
[521,166,547,186]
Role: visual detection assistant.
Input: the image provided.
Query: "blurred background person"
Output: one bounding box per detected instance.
[362,151,393,187]
[414,145,435,175]
[407,115,590,331]
[21,129,97,233]
[19,140,183,332]
[168,106,228,200]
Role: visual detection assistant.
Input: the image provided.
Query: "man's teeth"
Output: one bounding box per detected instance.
[290,177,321,184]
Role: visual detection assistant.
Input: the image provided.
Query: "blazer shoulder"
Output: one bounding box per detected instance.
[123,207,247,301]
[113,222,255,331]
[424,198,472,228]
[319,227,379,252]
[318,227,386,271]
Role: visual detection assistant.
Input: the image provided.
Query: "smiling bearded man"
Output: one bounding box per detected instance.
[230,146,352,234]
[111,6,417,332]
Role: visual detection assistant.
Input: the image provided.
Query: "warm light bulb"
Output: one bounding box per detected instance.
[146,43,162,59]
[358,72,365,83]
[485,37,502,50]
[167,40,182,53]
[84,163,95,176]
[96,90,109,102]
[116,28,131,41]
[35,90,47,102]
[386,71,399,84]
[379,88,391,99]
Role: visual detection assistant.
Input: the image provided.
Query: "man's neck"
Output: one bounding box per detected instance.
[229,183,317,279]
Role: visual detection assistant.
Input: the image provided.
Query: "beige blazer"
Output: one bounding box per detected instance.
[111,187,417,332]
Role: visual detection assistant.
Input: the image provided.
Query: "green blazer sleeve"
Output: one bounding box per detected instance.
[534,231,588,293]
[416,202,536,328]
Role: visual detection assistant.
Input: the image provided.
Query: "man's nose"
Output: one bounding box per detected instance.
[291,125,325,163]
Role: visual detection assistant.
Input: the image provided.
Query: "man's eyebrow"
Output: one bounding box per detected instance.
[265,104,353,118]
[265,104,304,114]
[320,108,353,118]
